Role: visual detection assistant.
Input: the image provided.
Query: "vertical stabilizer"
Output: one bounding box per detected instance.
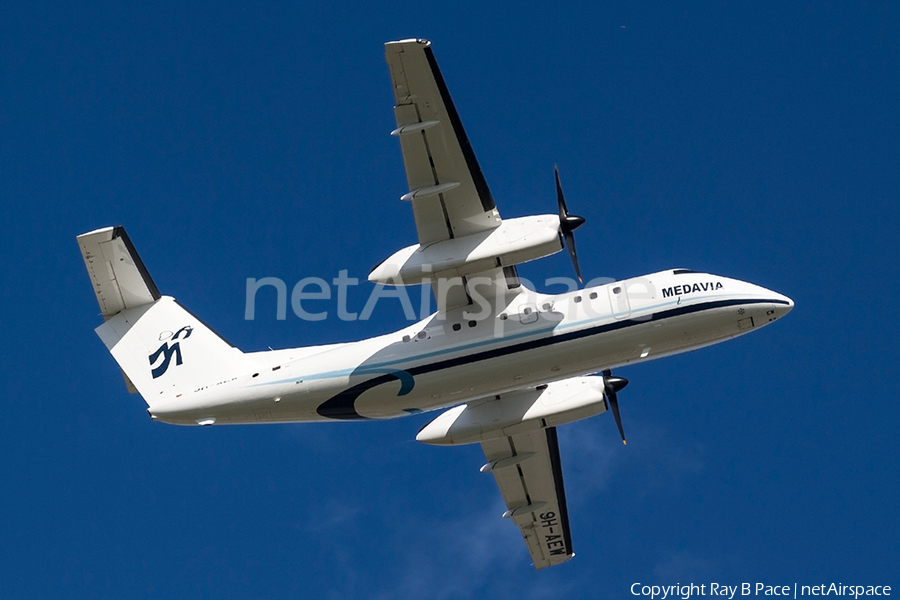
[78,227,250,407]
[95,297,250,407]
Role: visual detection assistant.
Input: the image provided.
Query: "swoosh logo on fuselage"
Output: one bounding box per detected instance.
[316,297,788,420]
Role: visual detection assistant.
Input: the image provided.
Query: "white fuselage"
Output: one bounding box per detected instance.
[149,269,792,426]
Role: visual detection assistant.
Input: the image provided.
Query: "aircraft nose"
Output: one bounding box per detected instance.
[774,292,794,317]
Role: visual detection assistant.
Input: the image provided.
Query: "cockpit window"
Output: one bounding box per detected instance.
[673,269,700,275]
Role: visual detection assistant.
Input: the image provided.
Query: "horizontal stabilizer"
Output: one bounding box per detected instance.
[77,226,160,318]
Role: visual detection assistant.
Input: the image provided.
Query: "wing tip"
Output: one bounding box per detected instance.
[386,38,431,47]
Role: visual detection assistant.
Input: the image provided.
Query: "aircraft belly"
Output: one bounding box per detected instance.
[350,340,616,419]
[351,302,766,419]
[151,301,772,425]
[349,329,645,418]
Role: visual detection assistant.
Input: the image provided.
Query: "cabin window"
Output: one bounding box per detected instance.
[542,303,551,310]
[452,323,461,331]
[519,304,539,324]
[468,320,476,328]
[613,286,621,294]
[499,313,508,320]
[590,292,598,300]
[574,296,582,303]
[417,331,426,339]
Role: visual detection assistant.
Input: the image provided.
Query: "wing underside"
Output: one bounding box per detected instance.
[481,427,575,570]
[384,39,527,313]
[385,39,502,245]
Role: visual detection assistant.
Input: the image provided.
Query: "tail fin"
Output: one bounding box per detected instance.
[78,227,250,407]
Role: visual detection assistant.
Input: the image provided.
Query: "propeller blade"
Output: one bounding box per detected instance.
[554,166,587,283]
[603,369,628,445]
[564,230,583,283]
[608,393,626,445]
[555,165,569,221]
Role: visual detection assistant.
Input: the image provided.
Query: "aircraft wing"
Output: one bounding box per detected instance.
[385,39,502,246]
[481,427,575,569]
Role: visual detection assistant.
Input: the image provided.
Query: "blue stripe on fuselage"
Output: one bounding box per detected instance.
[315,297,788,419]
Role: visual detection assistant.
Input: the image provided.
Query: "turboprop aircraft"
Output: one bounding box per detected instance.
[77,39,793,570]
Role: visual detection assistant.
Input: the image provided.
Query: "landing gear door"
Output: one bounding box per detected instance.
[608,283,631,320]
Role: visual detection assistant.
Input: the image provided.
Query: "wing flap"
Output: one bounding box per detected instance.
[393,103,451,244]
[481,427,574,569]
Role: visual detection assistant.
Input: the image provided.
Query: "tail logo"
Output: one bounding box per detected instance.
[149,326,193,379]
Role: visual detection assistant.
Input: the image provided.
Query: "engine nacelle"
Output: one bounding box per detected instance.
[416,376,608,446]
[369,215,563,285]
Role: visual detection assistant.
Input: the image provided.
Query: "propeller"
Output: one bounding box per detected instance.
[602,369,629,445]
[555,166,586,283]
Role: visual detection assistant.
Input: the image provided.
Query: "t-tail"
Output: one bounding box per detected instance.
[77,227,251,411]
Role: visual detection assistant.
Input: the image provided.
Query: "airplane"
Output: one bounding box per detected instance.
[77,38,793,570]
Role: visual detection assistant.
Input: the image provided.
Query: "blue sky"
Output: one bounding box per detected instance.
[2,1,898,598]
